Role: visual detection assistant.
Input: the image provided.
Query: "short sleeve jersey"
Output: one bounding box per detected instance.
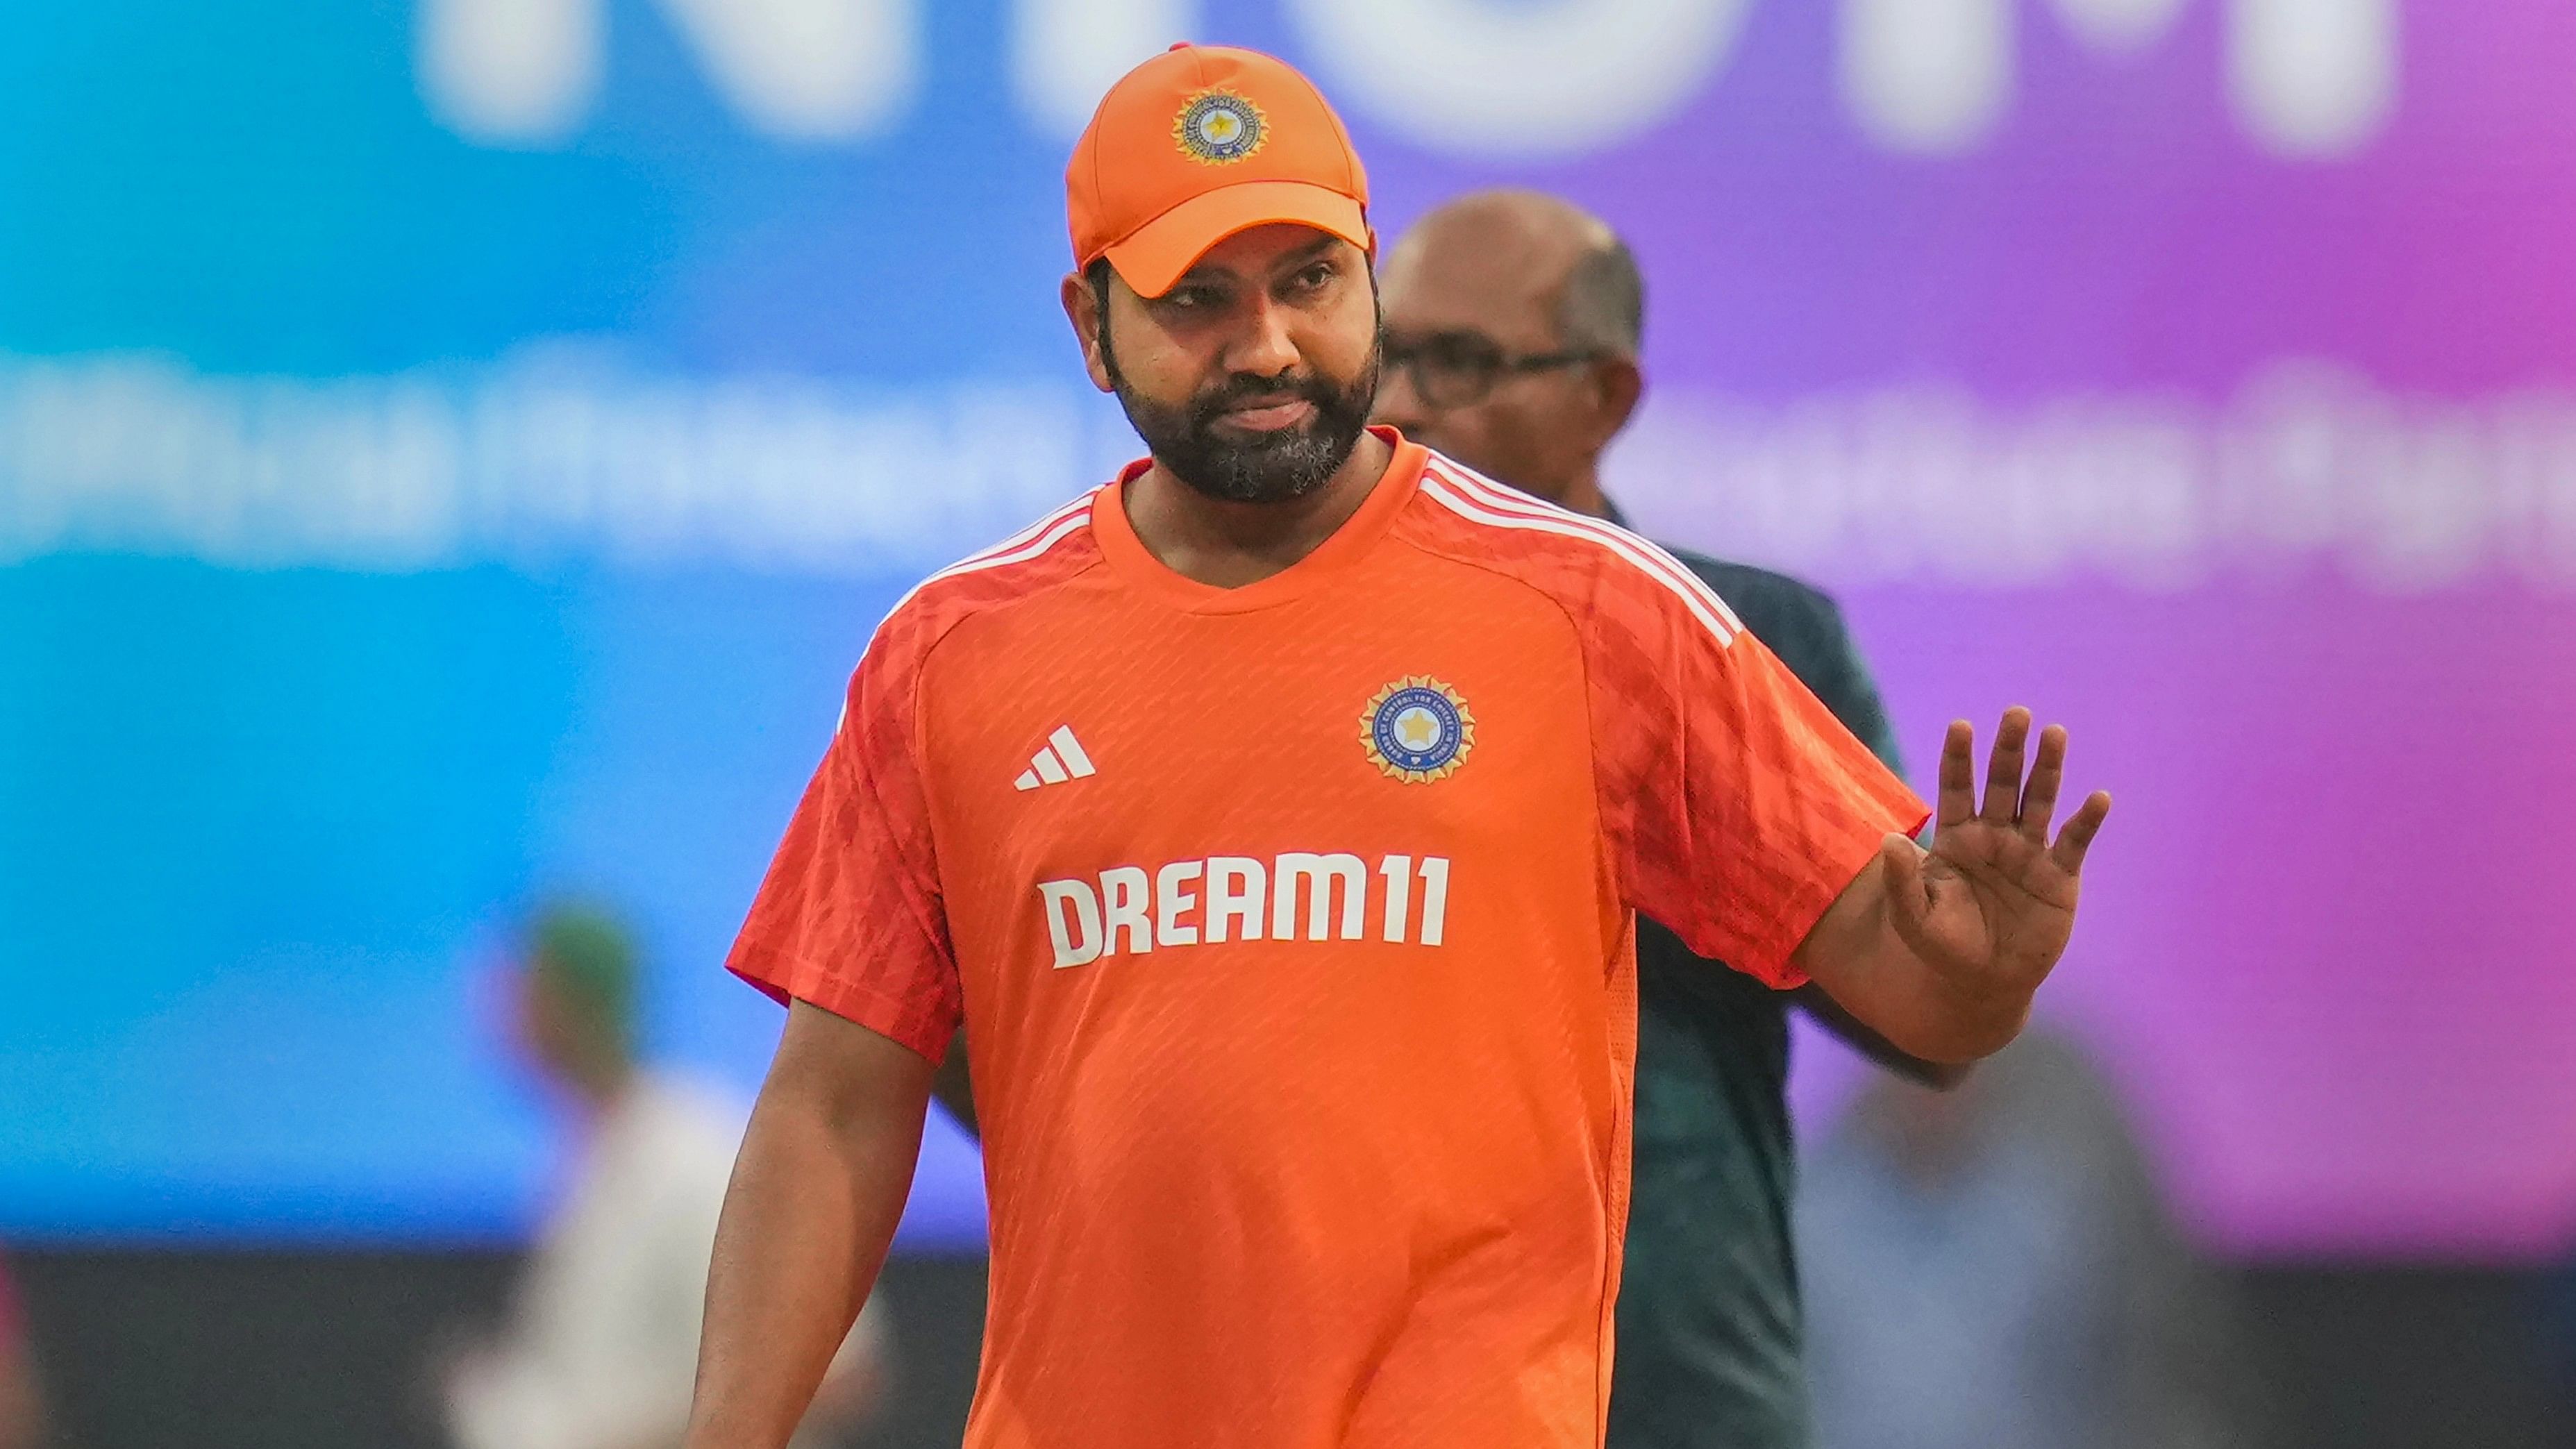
[728,432,1927,1449]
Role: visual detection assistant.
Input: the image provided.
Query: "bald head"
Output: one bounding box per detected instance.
[1389,190,1643,360]
[1373,190,1646,515]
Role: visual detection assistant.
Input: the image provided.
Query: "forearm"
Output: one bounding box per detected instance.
[1796,847,2035,1065]
[1816,936,2029,1065]
[685,1005,932,1449]
[1791,983,1970,1089]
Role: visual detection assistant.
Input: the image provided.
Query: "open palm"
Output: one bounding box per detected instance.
[1884,708,2111,994]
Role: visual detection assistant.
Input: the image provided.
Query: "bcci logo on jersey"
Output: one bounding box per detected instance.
[1363,677,1475,783]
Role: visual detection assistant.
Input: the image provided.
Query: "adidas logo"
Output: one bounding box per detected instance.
[1014,726,1097,791]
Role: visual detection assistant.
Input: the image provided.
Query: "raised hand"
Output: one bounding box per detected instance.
[1881,707,2111,998]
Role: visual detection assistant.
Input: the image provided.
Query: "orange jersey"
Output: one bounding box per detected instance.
[729,431,1925,1449]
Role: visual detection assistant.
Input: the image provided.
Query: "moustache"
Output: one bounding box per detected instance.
[1187,371,1339,430]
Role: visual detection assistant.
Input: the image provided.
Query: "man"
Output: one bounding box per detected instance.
[443,905,885,1449]
[1800,1032,2260,1449]
[1371,190,1948,1448]
[686,44,2109,1449]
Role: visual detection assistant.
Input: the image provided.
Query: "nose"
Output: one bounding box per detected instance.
[1224,292,1300,381]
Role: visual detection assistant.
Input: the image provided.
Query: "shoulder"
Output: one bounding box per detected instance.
[1397,452,1746,650]
[1647,541,1891,753]
[864,490,1107,676]
[1652,545,1849,648]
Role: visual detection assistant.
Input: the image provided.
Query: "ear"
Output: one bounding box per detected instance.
[1061,271,1116,394]
[1588,355,1644,448]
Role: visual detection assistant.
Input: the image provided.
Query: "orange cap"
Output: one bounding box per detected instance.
[1067,44,1372,299]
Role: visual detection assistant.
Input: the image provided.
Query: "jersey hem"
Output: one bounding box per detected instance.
[727,942,955,1063]
[1727,797,1931,990]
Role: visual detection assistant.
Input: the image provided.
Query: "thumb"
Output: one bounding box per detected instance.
[1879,832,1937,954]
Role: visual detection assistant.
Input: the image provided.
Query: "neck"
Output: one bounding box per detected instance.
[562,1052,635,1117]
[1554,466,1612,521]
[1123,429,1396,589]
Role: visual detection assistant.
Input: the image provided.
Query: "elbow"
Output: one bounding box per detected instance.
[1892,990,2032,1070]
[1891,1055,1975,1091]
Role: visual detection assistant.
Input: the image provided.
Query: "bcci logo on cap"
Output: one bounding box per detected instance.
[1363,677,1475,783]
[1174,90,1266,164]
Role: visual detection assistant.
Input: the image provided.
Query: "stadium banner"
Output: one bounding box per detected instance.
[2,1,2571,1255]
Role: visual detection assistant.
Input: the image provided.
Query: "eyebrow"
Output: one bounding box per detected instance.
[1384,326,1494,344]
[1171,235,1346,290]
[1274,235,1341,269]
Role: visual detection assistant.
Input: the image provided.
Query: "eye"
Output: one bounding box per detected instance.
[1428,337,1491,373]
[1289,260,1336,294]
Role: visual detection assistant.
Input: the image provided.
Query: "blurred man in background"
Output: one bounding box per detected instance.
[1373,188,1956,1449]
[0,1254,43,1449]
[1799,1030,2259,1449]
[442,905,887,1449]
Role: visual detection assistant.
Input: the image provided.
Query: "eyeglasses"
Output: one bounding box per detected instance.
[1382,330,1600,410]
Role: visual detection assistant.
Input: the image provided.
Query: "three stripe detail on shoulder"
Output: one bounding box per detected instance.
[1416,457,1743,646]
[837,494,1101,743]
[920,492,1097,590]
[869,489,1099,640]
[1014,726,1098,791]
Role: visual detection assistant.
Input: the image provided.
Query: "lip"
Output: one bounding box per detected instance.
[1214,398,1316,432]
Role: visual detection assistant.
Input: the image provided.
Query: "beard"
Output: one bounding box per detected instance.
[1106,340,1381,505]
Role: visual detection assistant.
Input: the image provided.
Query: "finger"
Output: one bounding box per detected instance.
[1979,707,2032,824]
[1936,720,1977,829]
[2018,723,2068,841]
[2048,790,2113,875]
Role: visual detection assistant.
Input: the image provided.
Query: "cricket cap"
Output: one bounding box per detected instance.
[1067,44,1372,299]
